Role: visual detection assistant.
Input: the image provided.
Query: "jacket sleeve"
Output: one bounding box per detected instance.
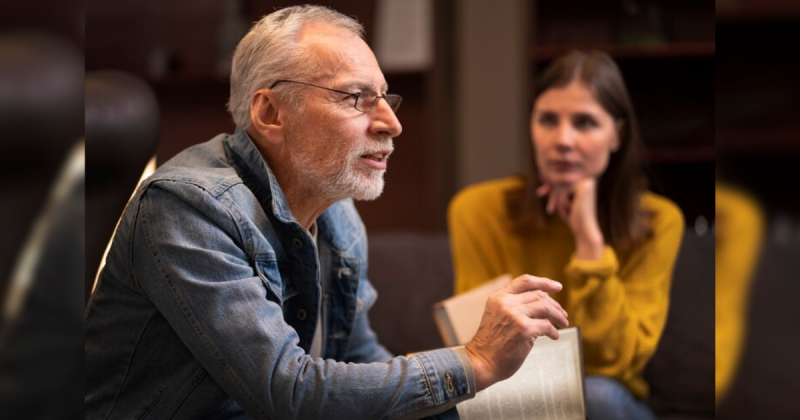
[343,278,394,363]
[132,182,475,420]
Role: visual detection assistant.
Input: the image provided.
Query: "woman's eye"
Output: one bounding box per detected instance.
[574,116,598,129]
[538,114,557,126]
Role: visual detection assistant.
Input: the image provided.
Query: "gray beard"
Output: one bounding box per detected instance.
[288,146,388,203]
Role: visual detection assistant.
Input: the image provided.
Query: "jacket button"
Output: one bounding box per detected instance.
[292,238,303,248]
[445,372,455,393]
[297,309,307,321]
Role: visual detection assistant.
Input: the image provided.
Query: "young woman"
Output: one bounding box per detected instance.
[448,51,684,419]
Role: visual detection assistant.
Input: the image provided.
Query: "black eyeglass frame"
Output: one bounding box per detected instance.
[269,79,402,113]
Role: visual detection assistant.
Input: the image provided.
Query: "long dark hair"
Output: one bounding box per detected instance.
[507,50,649,257]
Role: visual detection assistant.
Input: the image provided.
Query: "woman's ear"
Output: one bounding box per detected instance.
[249,88,285,146]
[612,119,625,152]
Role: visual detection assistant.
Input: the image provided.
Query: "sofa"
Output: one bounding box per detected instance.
[366,231,714,419]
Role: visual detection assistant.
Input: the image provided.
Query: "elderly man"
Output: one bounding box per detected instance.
[85,5,568,419]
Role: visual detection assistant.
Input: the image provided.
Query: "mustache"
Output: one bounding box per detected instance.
[358,138,394,155]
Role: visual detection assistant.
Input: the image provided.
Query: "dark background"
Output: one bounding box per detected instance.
[81,0,716,232]
[5,1,800,418]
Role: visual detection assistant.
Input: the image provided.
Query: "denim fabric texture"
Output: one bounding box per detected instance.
[85,128,473,419]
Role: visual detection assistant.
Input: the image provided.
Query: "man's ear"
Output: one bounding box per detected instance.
[249,88,285,145]
[612,119,625,152]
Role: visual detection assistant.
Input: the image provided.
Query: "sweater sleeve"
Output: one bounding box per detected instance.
[563,197,684,395]
[715,186,763,402]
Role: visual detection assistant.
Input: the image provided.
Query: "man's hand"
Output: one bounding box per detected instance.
[464,275,569,392]
[537,179,605,260]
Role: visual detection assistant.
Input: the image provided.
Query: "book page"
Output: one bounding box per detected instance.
[457,328,585,420]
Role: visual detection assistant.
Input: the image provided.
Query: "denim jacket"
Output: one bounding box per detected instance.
[85,129,475,419]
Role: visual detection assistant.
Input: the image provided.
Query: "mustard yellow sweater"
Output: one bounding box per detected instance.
[714,185,762,404]
[448,177,684,399]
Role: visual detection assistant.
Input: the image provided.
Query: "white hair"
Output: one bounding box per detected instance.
[227,5,364,130]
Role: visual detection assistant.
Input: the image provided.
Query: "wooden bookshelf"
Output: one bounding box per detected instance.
[530,0,716,221]
[86,0,451,232]
[716,1,800,20]
[533,42,715,61]
[647,146,716,163]
[718,131,800,153]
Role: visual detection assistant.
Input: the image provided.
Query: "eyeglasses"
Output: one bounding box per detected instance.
[269,80,402,113]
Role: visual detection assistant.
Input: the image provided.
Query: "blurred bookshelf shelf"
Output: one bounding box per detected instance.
[716,1,800,20]
[647,146,716,163]
[529,0,715,222]
[144,71,423,88]
[718,131,800,152]
[532,43,716,61]
[146,74,230,88]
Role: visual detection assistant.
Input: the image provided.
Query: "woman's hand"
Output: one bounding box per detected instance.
[537,178,605,260]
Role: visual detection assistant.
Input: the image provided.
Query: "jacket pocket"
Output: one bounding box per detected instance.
[355,278,378,316]
[134,387,164,419]
[254,257,299,304]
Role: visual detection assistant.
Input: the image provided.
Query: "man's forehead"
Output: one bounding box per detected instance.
[339,80,389,93]
[299,23,386,91]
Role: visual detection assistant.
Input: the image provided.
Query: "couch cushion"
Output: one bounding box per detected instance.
[367,233,453,355]
[645,232,715,416]
[367,231,717,418]
[717,237,800,418]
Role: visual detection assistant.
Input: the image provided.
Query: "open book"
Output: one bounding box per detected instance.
[433,275,586,420]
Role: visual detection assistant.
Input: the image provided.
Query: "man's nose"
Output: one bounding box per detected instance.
[369,99,403,138]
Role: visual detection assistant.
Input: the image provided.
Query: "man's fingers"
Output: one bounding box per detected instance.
[514,290,548,303]
[504,275,562,295]
[519,300,569,329]
[527,320,560,341]
[515,291,568,319]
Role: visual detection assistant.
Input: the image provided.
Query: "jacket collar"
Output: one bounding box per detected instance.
[225,127,296,224]
[224,127,362,254]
